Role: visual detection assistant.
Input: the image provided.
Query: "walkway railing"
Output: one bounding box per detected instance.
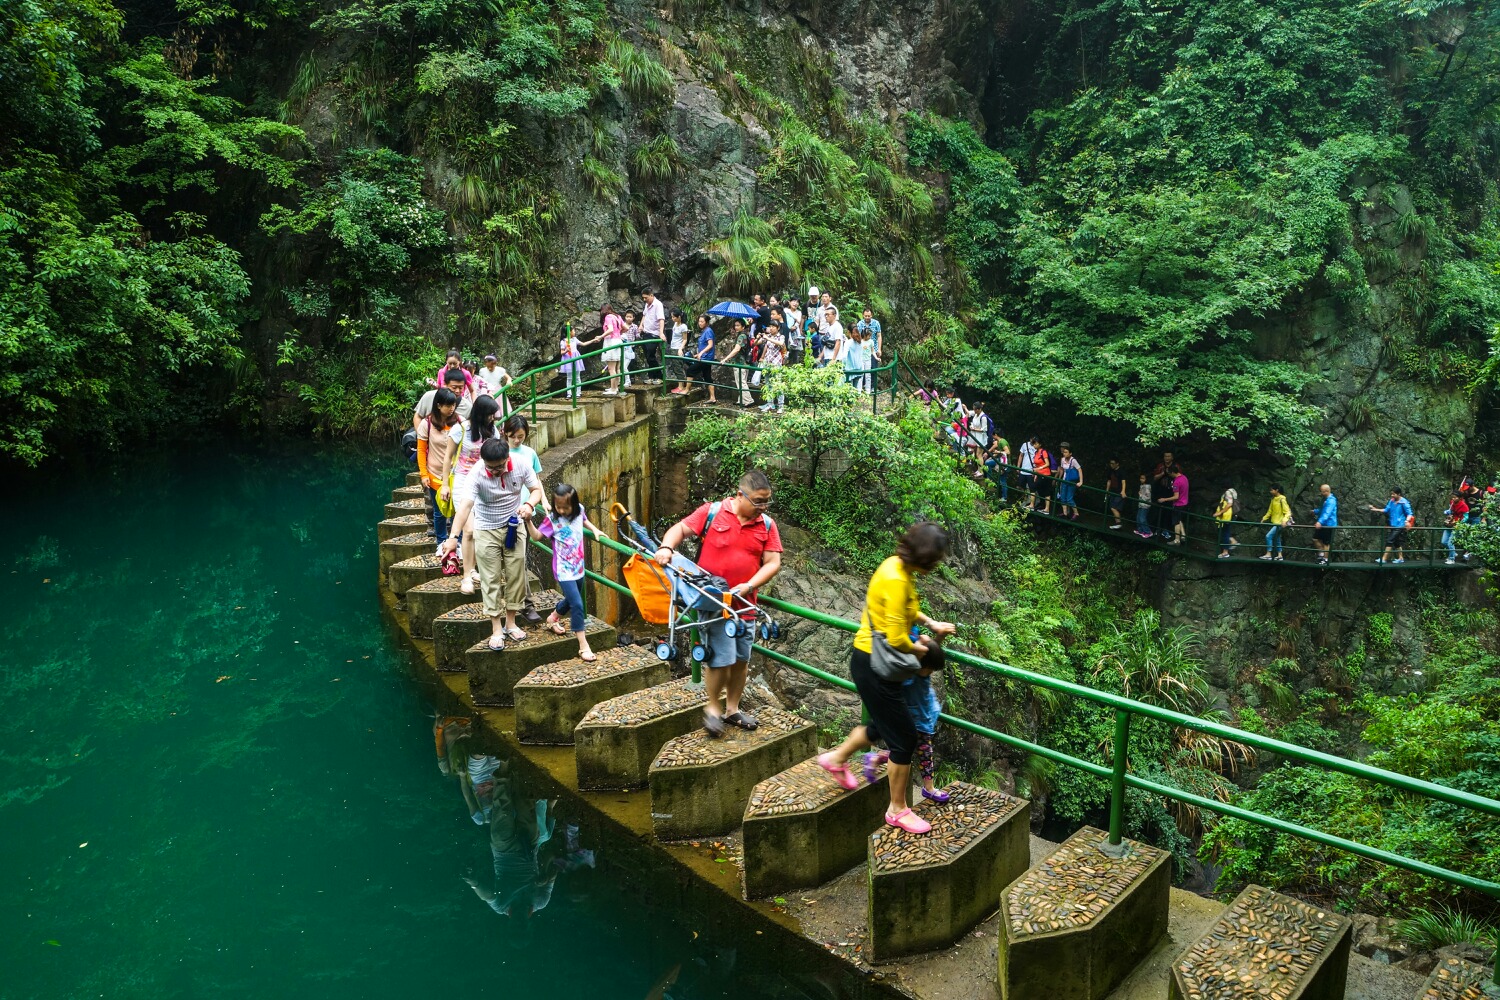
[530,528,1500,914]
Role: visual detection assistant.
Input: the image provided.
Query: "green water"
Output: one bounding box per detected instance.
[0,445,848,1000]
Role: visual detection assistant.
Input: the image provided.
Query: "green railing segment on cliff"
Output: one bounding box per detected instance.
[527,526,1500,908]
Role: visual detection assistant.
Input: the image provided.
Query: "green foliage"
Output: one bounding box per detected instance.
[630,134,682,184]
[705,207,802,297]
[1367,612,1395,653]
[1091,610,1207,711]
[1397,904,1497,953]
[607,37,674,103]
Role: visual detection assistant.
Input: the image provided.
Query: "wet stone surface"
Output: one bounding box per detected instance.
[518,646,655,687]
[745,756,886,819]
[380,514,431,531]
[1006,825,1164,936]
[870,782,1025,873]
[387,498,428,513]
[579,677,706,727]
[394,553,443,570]
[1176,885,1346,1000]
[652,708,811,770]
[1421,958,1498,1000]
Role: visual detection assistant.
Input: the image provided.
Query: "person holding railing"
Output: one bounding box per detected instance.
[856,307,883,364]
[1367,487,1414,564]
[965,403,995,477]
[783,301,805,365]
[1442,492,1470,565]
[1057,443,1083,520]
[1214,488,1240,559]
[718,318,755,407]
[1259,485,1292,561]
[1311,484,1338,566]
[817,522,957,835]
[559,323,585,402]
[1155,463,1188,544]
[756,322,787,412]
[582,305,624,396]
[639,289,666,385]
[668,308,690,394]
[689,314,717,403]
[1105,459,1126,529]
[843,324,871,393]
[1031,440,1055,515]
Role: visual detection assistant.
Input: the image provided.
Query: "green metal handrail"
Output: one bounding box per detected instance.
[553,527,1500,902]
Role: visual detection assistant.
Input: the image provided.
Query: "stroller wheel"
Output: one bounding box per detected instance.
[723,619,739,638]
[691,644,707,663]
[769,621,781,640]
[759,622,772,640]
[655,641,674,661]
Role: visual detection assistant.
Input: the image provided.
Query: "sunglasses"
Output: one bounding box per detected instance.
[740,491,773,508]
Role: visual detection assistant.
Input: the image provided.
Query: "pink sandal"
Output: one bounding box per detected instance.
[885,808,932,834]
[817,753,860,791]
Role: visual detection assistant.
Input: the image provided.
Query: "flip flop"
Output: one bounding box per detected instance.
[547,621,569,636]
[862,751,889,785]
[579,651,597,662]
[504,626,527,642]
[723,710,758,731]
[885,808,932,834]
[817,753,859,791]
[486,636,505,651]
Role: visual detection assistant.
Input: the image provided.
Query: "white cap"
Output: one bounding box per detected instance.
[808,285,820,300]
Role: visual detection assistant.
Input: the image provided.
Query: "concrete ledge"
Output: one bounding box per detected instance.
[1169,884,1352,1000]
[380,531,435,579]
[391,484,426,504]
[389,553,444,598]
[534,403,589,438]
[1419,956,1497,1000]
[578,395,616,429]
[525,409,567,451]
[465,607,618,705]
[868,782,1031,961]
[574,677,708,789]
[648,708,817,840]
[407,577,478,639]
[385,497,429,521]
[513,648,669,744]
[740,755,890,900]
[999,825,1170,1000]
[611,391,636,421]
[379,515,431,543]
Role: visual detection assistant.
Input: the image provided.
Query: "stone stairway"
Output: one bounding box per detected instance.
[376,389,1474,1000]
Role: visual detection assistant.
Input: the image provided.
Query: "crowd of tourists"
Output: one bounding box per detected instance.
[915,387,1495,566]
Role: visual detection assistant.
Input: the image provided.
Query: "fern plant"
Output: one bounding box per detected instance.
[630,135,682,184]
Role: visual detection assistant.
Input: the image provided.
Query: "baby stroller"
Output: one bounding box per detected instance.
[611,503,779,664]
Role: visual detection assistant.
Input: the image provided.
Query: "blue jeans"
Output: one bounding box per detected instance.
[1136,505,1150,532]
[555,578,586,632]
[1219,524,1232,549]
[426,485,451,546]
[1265,524,1283,554]
[1058,481,1077,506]
[1442,528,1457,560]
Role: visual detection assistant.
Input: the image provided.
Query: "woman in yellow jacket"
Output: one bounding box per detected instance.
[1260,485,1292,561]
[817,523,956,834]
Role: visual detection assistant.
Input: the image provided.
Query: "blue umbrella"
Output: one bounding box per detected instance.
[706,300,759,320]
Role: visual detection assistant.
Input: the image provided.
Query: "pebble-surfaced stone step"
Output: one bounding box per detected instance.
[464,607,618,703]
[391,483,427,505]
[867,781,1031,962]
[389,553,444,597]
[405,470,424,488]
[407,576,479,638]
[648,707,817,841]
[1419,957,1497,1000]
[740,755,890,899]
[379,514,432,543]
[380,530,435,579]
[1169,884,1352,1000]
[998,825,1171,1000]
[513,647,670,744]
[385,497,429,521]
[574,677,709,790]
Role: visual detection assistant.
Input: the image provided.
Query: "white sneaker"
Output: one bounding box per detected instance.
[1445,558,1457,565]
[1392,557,1405,564]
[460,577,475,594]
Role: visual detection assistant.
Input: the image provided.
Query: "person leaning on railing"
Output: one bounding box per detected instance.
[817,522,957,836]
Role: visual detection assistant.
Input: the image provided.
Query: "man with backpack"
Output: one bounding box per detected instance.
[1367,487,1415,565]
[655,471,784,737]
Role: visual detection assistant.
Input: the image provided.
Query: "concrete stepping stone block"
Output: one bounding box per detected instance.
[648,708,817,841]
[1418,956,1497,1000]
[867,781,1031,961]
[407,577,479,638]
[388,553,444,597]
[513,647,669,744]
[533,404,588,438]
[380,530,434,579]
[429,592,609,672]
[379,514,431,543]
[998,825,1170,1000]
[611,391,636,421]
[465,608,618,704]
[391,484,426,504]
[405,471,423,488]
[578,396,616,429]
[385,497,429,521]
[524,409,567,450]
[740,755,890,899]
[1169,884,1351,1000]
[574,677,708,789]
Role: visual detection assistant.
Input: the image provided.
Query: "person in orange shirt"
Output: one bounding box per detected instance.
[1030,441,1054,515]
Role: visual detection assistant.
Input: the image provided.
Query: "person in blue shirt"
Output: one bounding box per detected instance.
[1311,484,1338,565]
[691,313,717,404]
[856,308,882,361]
[1366,486,1414,565]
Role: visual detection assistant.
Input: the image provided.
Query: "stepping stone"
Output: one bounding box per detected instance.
[391,483,426,504]
[648,707,818,840]
[740,755,890,899]
[513,647,670,744]
[574,677,708,790]
[405,470,423,488]
[1419,956,1497,1000]
[389,553,443,597]
[522,408,567,450]
[430,592,606,672]
[384,497,428,521]
[380,530,434,578]
[407,576,476,638]
[464,604,618,703]
[1169,884,1351,1000]
[868,781,1031,961]
[998,825,1170,1000]
[609,391,636,421]
[578,395,616,429]
[379,514,431,543]
[533,403,588,438]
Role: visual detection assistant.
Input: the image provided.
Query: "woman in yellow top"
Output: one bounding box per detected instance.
[1259,485,1292,561]
[817,523,956,835]
[1214,488,1239,560]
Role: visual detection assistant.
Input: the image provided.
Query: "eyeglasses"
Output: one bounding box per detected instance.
[740,491,773,508]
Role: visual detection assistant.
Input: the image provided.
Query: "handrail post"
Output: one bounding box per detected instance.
[529,372,537,421]
[1105,709,1131,852]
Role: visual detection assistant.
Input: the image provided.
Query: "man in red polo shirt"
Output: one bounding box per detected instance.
[655,470,783,737]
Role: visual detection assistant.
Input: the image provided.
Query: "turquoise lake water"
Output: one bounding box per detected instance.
[0,444,844,1000]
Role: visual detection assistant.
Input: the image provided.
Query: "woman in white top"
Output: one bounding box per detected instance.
[669,308,690,395]
[441,395,501,594]
[476,357,511,410]
[756,324,787,412]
